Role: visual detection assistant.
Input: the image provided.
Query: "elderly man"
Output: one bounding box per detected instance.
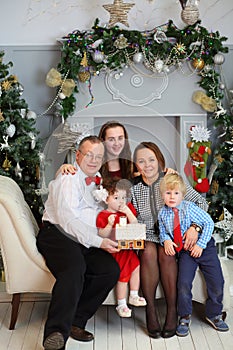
[37,135,120,350]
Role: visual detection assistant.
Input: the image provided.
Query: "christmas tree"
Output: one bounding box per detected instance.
[207,102,233,245]
[0,51,42,222]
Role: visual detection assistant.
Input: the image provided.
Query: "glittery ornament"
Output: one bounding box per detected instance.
[133,52,143,64]
[2,156,11,171]
[192,58,205,70]
[78,70,91,82]
[0,109,4,122]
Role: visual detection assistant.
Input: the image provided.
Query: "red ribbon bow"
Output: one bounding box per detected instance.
[85,176,102,186]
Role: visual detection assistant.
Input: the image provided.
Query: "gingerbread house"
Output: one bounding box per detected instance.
[115,223,146,249]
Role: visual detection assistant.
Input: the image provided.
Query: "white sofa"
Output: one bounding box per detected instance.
[0,175,230,330]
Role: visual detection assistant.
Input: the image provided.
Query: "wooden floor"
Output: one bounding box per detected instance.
[0,297,232,350]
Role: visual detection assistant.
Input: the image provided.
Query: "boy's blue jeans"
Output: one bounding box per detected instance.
[177,237,224,319]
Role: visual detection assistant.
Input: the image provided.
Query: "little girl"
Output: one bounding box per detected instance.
[94,178,146,318]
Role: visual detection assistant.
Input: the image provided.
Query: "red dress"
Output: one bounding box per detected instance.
[96,203,140,283]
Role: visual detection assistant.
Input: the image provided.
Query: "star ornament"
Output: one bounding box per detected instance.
[215,208,233,242]
[103,0,135,27]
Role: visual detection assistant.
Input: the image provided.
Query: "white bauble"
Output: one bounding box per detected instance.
[20,108,27,118]
[133,52,143,64]
[92,50,104,63]
[27,110,37,119]
[6,124,16,138]
[214,53,225,65]
[154,59,164,73]
[59,92,66,100]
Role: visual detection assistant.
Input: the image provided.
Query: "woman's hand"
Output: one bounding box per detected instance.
[60,164,77,175]
[164,168,178,175]
[164,240,176,256]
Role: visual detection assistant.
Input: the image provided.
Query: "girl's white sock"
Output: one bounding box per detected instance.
[117,298,127,307]
[130,290,138,297]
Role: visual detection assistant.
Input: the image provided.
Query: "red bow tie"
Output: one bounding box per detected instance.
[85,176,102,186]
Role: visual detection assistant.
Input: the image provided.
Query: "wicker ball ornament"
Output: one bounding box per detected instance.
[181,5,199,25]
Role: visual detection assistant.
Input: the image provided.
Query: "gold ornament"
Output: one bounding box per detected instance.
[0,109,4,122]
[2,156,11,171]
[1,80,12,91]
[46,68,75,97]
[174,43,186,55]
[215,154,224,164]
[80,52,88,67]
[78,52,90,82]
[192,90,217,113]
[9,75,18,83]
[114,35,128,49]
[210,179,219,195]
[192,58,205,70]
[103,0,135,27]
[78,71,91,82]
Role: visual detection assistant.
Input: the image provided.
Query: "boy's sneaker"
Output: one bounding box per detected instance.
[206,315,229,332]
[176,315,191,337]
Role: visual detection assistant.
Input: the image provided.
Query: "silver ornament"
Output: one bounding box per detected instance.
[154,59,164,73]
[17,83,24,95]
[20,109,27,118]
[59,92,66,100]
[92,50,104,63]
[27,110,37,119]
[6,124,16,138]
[15,162,23,179]
[214,53,225,65]
[133,52,143,64]
[219,83,225,90]
[28,132,36,149]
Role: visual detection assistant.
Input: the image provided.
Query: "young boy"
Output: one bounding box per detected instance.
[158,173,229,337]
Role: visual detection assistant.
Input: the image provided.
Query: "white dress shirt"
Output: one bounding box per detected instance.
[42,167,103,248]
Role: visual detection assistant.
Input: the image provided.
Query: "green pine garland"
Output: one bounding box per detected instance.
[49,18,228,119]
